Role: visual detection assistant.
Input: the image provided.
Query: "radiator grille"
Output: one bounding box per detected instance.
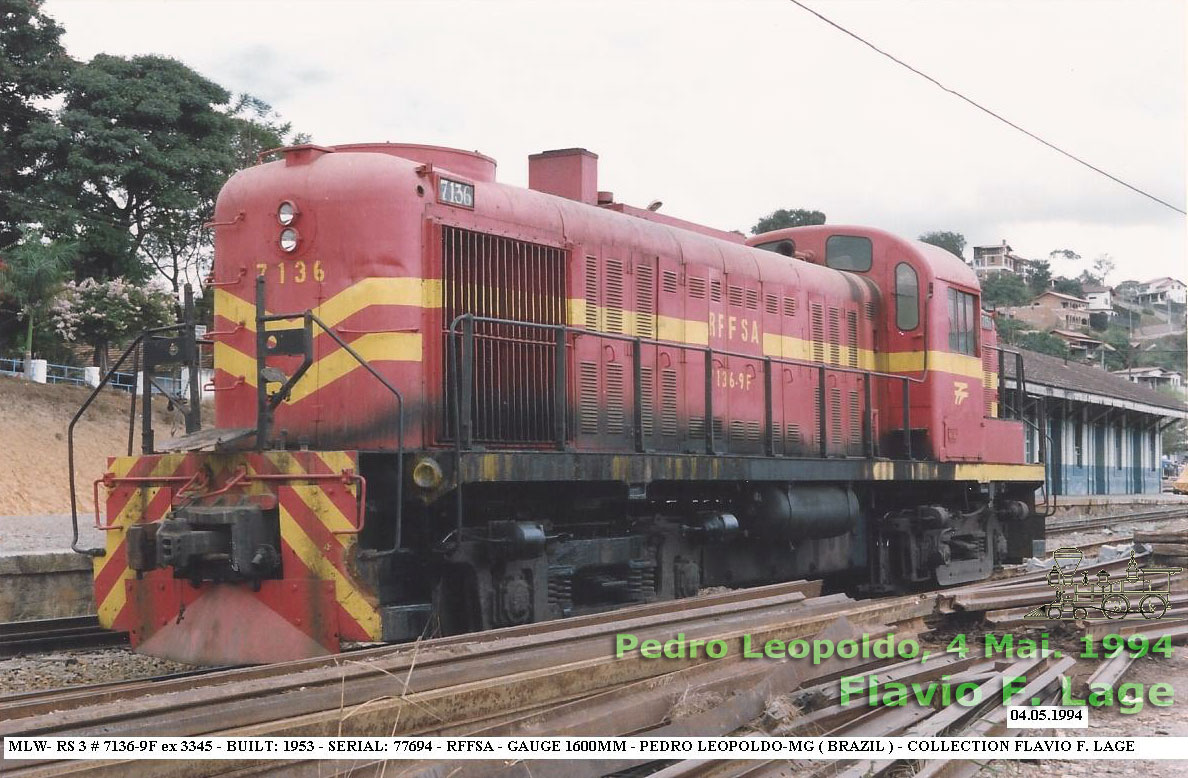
[442,225,566,443]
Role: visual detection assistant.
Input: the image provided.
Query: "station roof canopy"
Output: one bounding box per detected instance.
[1003,349,1188,420]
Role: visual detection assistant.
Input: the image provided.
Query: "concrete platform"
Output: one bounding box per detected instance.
[1,514,102,621]
[1048,493,1188,517]
[0,552,94,621]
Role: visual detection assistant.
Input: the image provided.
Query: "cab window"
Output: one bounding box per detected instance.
[948,288,978,355]
[825,235,872,272]
[894,262,918,330]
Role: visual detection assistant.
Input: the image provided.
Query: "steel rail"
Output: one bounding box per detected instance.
[0,616,128,656]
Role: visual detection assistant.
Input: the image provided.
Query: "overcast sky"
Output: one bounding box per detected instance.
[45,0,1186,283]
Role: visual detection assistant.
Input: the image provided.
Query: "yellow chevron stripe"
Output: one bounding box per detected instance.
[94,455,190,627]
[214,278,441,332]
[280,501,380,639]
[214,332,421,402]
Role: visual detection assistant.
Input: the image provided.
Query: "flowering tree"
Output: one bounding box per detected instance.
[50,279,175,371]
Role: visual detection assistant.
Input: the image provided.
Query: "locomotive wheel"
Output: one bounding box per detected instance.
[1046,604,1062,620]
[1073,607,1087,620]
[1102,594,1129,620]
[1140,595,1167,620]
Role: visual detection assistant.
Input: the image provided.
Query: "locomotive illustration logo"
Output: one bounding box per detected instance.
[1026,547,1181,621]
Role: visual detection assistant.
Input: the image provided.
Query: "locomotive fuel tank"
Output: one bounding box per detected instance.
[740,484,859,541]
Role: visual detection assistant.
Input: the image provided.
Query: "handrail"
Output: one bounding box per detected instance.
[252,294,406,556]
[67,322,185,557]
[444,312,933,534]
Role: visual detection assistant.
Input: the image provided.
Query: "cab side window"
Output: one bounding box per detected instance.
[825,235,873,272]
[948,288,978,355]
[894,262,918,330]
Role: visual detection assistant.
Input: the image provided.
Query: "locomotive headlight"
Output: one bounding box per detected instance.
[277,201,298,225]
[279,228,299,253]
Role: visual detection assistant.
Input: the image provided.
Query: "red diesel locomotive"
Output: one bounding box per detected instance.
[75,144,1045,664]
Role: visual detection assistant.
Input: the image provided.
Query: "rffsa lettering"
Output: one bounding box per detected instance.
[709,313,760,344]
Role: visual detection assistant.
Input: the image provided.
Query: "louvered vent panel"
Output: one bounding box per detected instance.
[728,285,744,308]
[661,270,679,294]
[810,303,824,363]
[830,387,843,448]
[828,307,840,366]
[640,366,655,438]
[579,362,600,435]
[746,420,761,442]
[689,277,707,299]
[849,390,861,448]
[584,256,599,330]
[982,347,995,417]
[605,362,625,434]
[745,288,759,310]
[786,424,802,448]
[864,301,877,320]
[713,417,725,439]
[689,416,705,439]
[635,263,656,338]
[710,279,722,303]
[846,310,859,368]
[660,369,679,437]
[765,294,779,315]
[605,259,625,333]
[783,297,797,317]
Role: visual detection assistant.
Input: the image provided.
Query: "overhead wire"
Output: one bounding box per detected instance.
[786,0,1187,216]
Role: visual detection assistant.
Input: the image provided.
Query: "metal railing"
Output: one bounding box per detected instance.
[447,313,926,457]
[0,354,179,394]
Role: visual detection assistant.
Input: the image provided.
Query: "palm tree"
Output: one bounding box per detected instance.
[0,231,74,376]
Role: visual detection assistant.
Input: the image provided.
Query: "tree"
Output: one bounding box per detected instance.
[751,209,826,234]
[1026,260,1052,295]
[1017,331,1071,358]
[1051,277,1085,298]
[1092,253,1116,285]
[918,231,966,259]
[0,229,72,368]
[981,272,1031,307]
[137,94,310,294]
[1049,249,1082,264]
[1115,280,1142,301]
[24,54,240,283]
[0,0,72,247]
[49,278,175,371]
[994,316,1030,345]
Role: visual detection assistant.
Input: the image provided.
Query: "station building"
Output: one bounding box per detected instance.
[1003,350,1187,496]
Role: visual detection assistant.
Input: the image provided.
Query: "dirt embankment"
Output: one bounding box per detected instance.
[0,375,182,515]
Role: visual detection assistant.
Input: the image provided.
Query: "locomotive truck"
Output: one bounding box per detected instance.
[70,143,1045,665]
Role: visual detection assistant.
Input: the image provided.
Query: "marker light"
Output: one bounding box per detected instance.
[279,228,299,253]
[278,201,297,225]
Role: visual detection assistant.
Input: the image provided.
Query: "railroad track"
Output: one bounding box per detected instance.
[1046,505,1188,536]
[2,541,1184,778]
[0,615,128,656]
